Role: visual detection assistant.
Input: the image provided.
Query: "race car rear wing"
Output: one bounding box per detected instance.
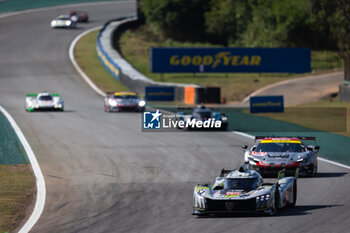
[255,136,316,141]
[26,93,61,97]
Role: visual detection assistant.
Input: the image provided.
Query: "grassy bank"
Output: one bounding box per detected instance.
[74,30,129,93]
[0,165,34,233]
[119,26,343,101]
[254,100,350,137]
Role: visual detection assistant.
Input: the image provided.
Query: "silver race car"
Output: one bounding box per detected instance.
[50,15,77,28]
[25,93,64,112]
[193,166,298,216]
[104,92,146,112]
[243,136,319,176]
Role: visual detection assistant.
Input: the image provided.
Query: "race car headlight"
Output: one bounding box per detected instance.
[138,100,146,107]
[51,21,56,26]
[55,104,62,108]
[35,105,39,108]
[108,99,117,106]
[65,21,71,26]
[221,116,228,121]
[256,194,270,208]
[194,193,206,209]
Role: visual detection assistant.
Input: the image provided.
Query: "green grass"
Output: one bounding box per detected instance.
[251,99,350,137]
[74,30,129,93]
[119,26,343,101]
[0,165,34,233]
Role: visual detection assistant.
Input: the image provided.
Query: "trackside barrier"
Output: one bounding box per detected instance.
[96,16,194,101]
[97,17,222,103]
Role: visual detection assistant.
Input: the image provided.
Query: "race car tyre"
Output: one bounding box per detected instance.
[269,192,279,216]
[289,180,297,207]
[306,163,317,177]
[312,161,318,176]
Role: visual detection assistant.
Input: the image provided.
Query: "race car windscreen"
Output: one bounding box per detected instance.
[114,95,137,99]
[256,143,305,152]
[38,95,53,101]
[194,110,211,118]
[224,178,259,190]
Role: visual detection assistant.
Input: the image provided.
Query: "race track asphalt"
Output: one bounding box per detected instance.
[0,1,349,232]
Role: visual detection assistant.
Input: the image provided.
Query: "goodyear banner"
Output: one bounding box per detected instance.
[150,48,310,73]
[250,96,284,113]
[145,86,175,101]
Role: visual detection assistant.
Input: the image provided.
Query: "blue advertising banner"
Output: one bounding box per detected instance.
[250,96,284,113]
[145,86,175,101]
[150,48,310,73]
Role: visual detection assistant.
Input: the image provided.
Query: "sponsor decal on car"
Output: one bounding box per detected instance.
[225,192,241,197]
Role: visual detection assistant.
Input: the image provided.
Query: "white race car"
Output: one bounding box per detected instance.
[26,93,64,112]
[50,15,76,28]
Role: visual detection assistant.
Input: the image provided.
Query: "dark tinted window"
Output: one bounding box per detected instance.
[38,95,53,101]
[193,109,211,118]
[224,178,259,190]
[114,95,137,99]
[256,143,304,152]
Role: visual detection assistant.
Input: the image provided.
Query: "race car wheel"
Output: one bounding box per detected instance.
[312,161,318,176]
[269,191,279,216]
[289,180,297,207]
[306,163,317,177]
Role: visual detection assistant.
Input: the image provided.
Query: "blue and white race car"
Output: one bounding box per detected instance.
[177,106,228,130]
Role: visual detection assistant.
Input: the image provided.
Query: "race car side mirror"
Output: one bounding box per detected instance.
[242,145,248,151]
[314,146,320,152]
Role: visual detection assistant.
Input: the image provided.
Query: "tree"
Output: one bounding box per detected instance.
[204,0,252,45]
[313,0,350,81]
[141,0,209,42]
[239,0,312,47]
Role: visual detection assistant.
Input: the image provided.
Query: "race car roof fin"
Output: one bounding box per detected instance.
[277,169,285,179]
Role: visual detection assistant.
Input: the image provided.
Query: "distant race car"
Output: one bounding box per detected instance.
[26,93,64,112]
[50,15,77,28]
[69,11,89,22]
[243,136,319,176]
[177,105,228,130]
[104,92,146,112]
[193,166,298,216]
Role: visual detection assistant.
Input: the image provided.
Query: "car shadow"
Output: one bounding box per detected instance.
[314,172,348,178]
[195,204,342,218]
[277,204,343,216]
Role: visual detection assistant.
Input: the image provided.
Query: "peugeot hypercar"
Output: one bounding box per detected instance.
[193,166,298,216]
[177,105,228,130]
[104,92,146,112]
[50,15,77,28]
[26,93,64,112]
[243,136,319,176]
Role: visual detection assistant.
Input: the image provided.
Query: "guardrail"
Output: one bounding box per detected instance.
[96,16,196,102]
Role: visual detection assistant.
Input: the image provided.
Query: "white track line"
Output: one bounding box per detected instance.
[0,106,46,233]
[231,131,350,170]
[69,26,105,97]
[0,1,130,20]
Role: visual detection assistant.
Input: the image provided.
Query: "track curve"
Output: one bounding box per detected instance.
[0,1,349,232]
